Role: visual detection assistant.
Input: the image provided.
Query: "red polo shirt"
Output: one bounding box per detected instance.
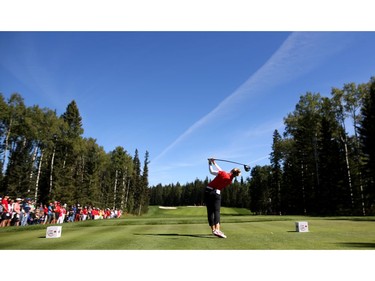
[207,171,234,190]
[1,198,9,212]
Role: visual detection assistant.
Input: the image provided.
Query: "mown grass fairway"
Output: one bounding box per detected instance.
[1,206,375,250]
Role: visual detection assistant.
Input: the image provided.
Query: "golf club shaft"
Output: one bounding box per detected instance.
[210,158,246,166]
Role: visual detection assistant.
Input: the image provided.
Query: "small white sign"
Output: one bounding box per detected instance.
[295,221,309,232]
[46,226,62,238]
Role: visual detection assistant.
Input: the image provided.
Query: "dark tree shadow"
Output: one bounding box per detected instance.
[134,233,216,239]
[337,242,375,249]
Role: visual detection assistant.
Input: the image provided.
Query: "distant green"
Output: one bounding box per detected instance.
[1,206,374,250]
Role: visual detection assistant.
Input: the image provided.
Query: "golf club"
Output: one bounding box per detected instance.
[208,158,251,172]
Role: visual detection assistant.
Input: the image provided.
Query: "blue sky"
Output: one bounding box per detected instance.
[1,32,375,186]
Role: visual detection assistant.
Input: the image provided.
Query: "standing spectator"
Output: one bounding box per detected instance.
[92,207,99,220]
[88,206,93,220]
[42,204,48,224]
[21,198,31,226]
[1,196,12,227]
[81,206,88,221]
[29,200,36,217]
[38,203,45,223]
[99,208,104,219]
[67,205,74,222]
[27,199,38,225]
[27,199,37,225]
[7,198,14,226]
[105,208,111,219]
[110,209,116,218]
[32,204,42,224]
[75,204,82,221]
[12,198,22,226]
[53,202,61,224]
[57,204,66,224]
[46,202,54,224]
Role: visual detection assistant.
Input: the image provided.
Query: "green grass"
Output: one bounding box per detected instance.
[1,206,375,250]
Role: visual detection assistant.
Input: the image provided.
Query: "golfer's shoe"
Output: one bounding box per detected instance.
[213,229,227,238]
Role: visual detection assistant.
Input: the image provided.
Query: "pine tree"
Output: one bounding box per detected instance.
[317,97,349,214]
[130,149,141,214]
[359,77,375,213]
[54,100,84,203]
[270,129,283,214]
[284,92,323,214]
[139,151,150,214]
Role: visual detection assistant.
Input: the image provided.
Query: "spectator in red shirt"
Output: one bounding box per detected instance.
[57,204,66,224]
[43,204,49,224]
[105,208,111,219]
[53,202,61,224]
[1,196,11,227]
[81,206,88,221]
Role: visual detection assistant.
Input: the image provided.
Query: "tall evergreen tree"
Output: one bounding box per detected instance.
[270,129,283,214]
[130,149,141,214]
[0,93,26,174]
[284,92,323,214]
[0,93,7,179]
[61,100,84,139]
[108,146,133,209]
[74,138,106,206]
[359,77,375,213]
[249,165,272,214]
[279,137,303,214]
[139,151,150,214]
[53,100,84,203]
[317,97,349,214]
[1,94,29,196]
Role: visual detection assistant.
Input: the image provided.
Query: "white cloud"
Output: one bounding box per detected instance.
[148,32,359,185]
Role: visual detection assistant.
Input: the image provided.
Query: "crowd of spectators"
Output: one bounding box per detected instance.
[0,195,123,227]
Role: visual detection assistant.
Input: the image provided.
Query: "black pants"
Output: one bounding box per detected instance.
[204,188,221,227]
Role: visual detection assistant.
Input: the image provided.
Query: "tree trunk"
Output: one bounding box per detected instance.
[1,119,12,172]
[301,159,307,215]
[49,145,56,194]
[341,136,355,212]
[125,179,130,210]
[29,145,38,185]
[121,172,126,210]
[34,149,43,203]
[353,115,366,215]
[113,169,118,209]
[313,133,320,188]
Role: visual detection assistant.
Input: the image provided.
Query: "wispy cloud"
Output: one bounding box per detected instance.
[152,32,351,165]
[149,32,357,185]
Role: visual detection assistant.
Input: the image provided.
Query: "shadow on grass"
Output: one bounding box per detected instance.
[338,242,375,248]
[322,217,375,222]
[134,233,216,239]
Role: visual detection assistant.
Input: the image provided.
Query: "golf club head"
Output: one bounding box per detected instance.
[244,165,251,172]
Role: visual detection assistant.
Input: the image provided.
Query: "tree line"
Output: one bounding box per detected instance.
[0,95,149,215]
[2,77,375,216]
[149,77,375,216]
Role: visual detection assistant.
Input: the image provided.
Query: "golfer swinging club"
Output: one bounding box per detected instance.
[206,158,241,238]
